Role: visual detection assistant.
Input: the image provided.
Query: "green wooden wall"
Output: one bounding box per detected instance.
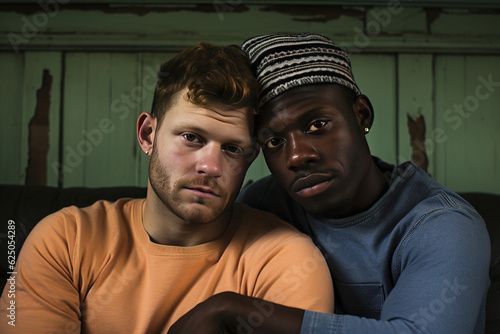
[1,3,499,194]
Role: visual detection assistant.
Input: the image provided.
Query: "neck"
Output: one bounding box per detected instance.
[323,157,388,220]
[355,158,389,213]
[142,185,232,247]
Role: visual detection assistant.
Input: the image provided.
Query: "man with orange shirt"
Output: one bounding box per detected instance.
[0,42,334,333]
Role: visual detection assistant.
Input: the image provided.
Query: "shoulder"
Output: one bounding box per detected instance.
[412,190,488,242]
[402,167,486,234]
[232,202,314,250]
[396,189,490,273]
[394,165,489,246]
[25,198,140,255]
[34,197,138,229]
[231,203,334,312]
[18,198,142,291]
[377,160,490,267]
[385,159,485,231]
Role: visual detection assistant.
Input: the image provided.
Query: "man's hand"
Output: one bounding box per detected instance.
[168,293,232,334]
[167,292,305,334]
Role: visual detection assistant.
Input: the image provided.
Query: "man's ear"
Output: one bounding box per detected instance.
[353,94,374,132]
[137,112,157,155]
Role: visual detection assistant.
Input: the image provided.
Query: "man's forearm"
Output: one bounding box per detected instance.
[168,292,305,334]
[221,292,305,334]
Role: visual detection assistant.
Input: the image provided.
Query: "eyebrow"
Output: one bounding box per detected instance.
[265,106,326,135]
[259,106,331,143]
[296,107,328,124]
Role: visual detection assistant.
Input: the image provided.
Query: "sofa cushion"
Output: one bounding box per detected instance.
[0,185,146,288]
[459,193,500,334]
[0,186,498,332]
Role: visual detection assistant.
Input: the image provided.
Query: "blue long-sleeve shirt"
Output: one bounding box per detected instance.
[237,158,490,333]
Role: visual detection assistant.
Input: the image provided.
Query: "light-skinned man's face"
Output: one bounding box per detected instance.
[257,84,374,218]
[149,89,256,225]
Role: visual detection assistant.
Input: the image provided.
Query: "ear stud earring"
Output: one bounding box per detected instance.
[364,127,370,134]
[145,150,149,155]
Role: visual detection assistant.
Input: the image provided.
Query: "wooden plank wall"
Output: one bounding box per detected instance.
[0,4,499,194]
[0,53,24,185]
[435,56,500,194]
[0,52,62,186]
[351,54,398,165]
[61,52,174,187]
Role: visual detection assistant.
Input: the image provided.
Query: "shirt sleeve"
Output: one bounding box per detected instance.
[0,210,82,334]
[300,207,491,334]
[249,232,335,315]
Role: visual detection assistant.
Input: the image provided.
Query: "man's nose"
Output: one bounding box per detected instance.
[196,144,223,178]
[286,133,319,170]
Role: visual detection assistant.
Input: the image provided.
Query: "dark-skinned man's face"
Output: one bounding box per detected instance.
[256,84,374,218]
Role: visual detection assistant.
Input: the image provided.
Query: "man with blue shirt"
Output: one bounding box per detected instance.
[168,33,490,334]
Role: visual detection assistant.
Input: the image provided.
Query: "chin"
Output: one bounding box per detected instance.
[175,206,214,225]
[180,200,233,225]
[304,207,333,219]
[295,195,341,219]
[296,199,326,216]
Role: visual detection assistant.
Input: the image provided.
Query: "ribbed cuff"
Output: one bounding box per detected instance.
[300,310,342,334]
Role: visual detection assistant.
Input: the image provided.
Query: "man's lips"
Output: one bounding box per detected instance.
[290,173,334,198]
[185,186,220,198]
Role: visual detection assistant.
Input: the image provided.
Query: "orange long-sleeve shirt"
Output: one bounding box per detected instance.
[1,199,334,333]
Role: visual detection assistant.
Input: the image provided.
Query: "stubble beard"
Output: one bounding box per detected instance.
[148,148,227,225]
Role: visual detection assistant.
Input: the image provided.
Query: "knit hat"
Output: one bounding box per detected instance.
[242,33,362,107]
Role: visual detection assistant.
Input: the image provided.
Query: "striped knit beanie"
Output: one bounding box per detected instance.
[242,33,361,108]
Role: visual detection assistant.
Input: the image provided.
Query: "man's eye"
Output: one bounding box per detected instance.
[265,138,284,149]
[308,120,328,133]
[224,145,243,154]
[183,133,201,143]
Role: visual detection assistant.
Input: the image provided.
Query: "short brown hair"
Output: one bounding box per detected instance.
[150,42,258,126]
